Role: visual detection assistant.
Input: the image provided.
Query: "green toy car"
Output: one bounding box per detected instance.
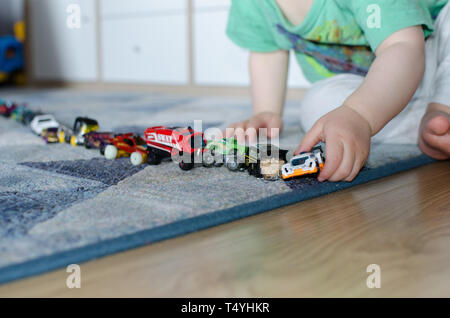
[202,138,248,168]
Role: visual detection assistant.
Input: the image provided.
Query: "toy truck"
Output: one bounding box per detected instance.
[222,143,289,180]
[281,147,325,180]
[144,126,207,170]
[244,144,289,180]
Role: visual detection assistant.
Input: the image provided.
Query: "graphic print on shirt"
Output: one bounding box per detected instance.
[276,24,376,76]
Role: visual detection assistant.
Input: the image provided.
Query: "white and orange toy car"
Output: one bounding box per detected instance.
[281,147,325,180]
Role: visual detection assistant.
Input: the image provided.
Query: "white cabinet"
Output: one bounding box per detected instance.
[101,15,189,84]
[28,0,310,88]
[194,0,230,10]
[29,0,98,82]
[100,0,188,84]
[100,0,186,17]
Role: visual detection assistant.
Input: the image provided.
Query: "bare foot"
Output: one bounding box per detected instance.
[418,103,450,160]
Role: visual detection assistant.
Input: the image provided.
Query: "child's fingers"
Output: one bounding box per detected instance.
[232,125,247,144]
[344,157,364,182]
[224,122,245,139]
[297,122,323,154]
[318,138,344,182]
[246,117,264,143]
[328,142,355,182]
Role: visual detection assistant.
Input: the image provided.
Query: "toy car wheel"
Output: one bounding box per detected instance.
[179,161,194,171]
[99,145,106,155]
[226,156,240,171]
[147,152,162,165]
[130,152,144,166]
[104,145,118,160]
[70,135,77,147]
[84,139,91,149]
[226,151,244,172]
[202,150,215,168]
[58,131,65,143]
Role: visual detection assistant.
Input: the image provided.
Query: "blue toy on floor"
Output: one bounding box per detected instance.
[0,35,24,84]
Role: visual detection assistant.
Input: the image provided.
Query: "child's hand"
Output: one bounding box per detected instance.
[225,112,283,143]
[297,105,372,182]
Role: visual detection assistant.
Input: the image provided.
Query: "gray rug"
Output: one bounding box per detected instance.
[0,88,431,284]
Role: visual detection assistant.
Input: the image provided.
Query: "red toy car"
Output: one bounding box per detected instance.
[103,133,149,166]
[144,126,207,170]
[0,100,16,117]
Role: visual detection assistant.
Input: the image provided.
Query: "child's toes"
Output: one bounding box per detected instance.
[419,112,450,160]
[426,115,450,136]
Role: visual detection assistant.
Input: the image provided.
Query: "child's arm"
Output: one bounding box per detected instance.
[226,50,289,142]
[299,26,426,182]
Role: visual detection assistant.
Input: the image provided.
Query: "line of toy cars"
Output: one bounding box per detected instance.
[1,99,36,125]
[2,97,326,181]
[101,124,326,180]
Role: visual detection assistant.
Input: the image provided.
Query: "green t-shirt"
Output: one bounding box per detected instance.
[227,0,448,83]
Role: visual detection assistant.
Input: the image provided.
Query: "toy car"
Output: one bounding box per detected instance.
[69,117,99,146]
[103,133,149,166]
[281,147,325,180]
[10,104,35,125]
[41,127,59,144]
[30,114,60,135]
[83,131,114,153]
[144,126,207,170]
[202,137,248,168]
[57,125,74,144]
[238,144,289,180]
[0,100,16,117]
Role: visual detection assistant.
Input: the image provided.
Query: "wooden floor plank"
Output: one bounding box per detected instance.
[1,161,449,297]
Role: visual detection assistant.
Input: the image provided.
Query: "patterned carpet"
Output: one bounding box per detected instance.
[0,88,433,284]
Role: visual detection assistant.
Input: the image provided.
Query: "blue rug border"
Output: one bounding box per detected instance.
[0,154,437,285]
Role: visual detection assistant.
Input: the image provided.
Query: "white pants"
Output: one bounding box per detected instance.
[299,2,450,144]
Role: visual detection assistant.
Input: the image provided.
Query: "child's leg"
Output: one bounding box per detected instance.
[299,73,364,133]
[299,73,427,144]
[419,2,450,160]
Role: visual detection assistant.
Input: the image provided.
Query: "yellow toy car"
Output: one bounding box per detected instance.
[69,117,99,146]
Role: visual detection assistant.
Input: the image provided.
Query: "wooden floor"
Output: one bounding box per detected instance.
[1,161,449,297]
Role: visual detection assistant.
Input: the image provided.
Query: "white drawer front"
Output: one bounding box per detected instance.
[29,0,98,81]
[102,15,188,84]
[194,0,230,10]
[100,0,186,17]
